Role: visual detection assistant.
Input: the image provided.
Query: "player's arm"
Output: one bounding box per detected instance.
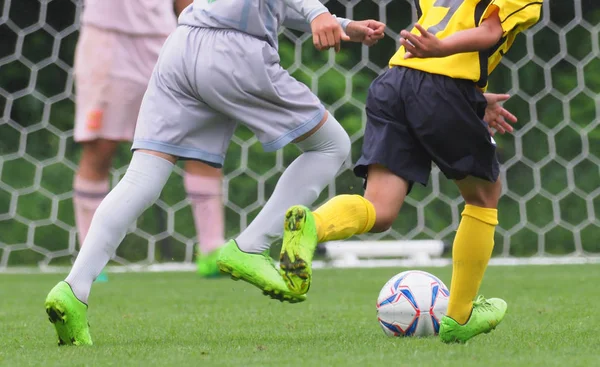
[282,7,345,34]
[400,8,503,59]
[283,9,385,47]
[174,0,192,16]
[283,0,350,52]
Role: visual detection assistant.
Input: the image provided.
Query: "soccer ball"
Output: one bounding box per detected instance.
[376,270,450,337]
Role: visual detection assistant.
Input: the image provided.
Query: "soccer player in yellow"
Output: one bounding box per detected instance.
[278,0,543,343]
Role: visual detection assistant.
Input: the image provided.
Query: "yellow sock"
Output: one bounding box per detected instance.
[446,204,498,325]
[313,195,376,243]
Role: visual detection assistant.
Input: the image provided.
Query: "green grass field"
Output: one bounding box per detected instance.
[1,265,599,367]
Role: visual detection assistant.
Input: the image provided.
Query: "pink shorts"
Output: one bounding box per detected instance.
[73,25,167,142]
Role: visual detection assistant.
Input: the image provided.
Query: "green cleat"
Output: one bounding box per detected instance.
[216,240,306,303]
[279,205,318,295]
[439,296,507,344]
[44,281,92,346]
[197,247,224,278]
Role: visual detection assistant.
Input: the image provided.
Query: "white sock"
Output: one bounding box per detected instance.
[236,113,351,253]
[65,152,174,303]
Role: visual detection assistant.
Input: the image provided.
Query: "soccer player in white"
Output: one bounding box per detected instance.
[45,0,386,345]
[72,0,226,280]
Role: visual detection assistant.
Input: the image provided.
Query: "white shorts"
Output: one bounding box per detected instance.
[132,26,326,167]
[73,25,167,142]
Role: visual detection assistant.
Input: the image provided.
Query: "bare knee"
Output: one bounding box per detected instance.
[369,204,398,233]
[364,192,403,233]
[185,160,222,178]
[78,140,120,180]
[456,177,502,208]
[363,164,410,233]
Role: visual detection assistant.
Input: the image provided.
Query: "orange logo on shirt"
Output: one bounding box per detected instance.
[86,109,103,131]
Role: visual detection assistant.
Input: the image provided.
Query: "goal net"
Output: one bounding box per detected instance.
[1,0,599,272]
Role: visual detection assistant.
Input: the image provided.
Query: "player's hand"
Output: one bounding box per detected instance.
[346,20,386,46]
[311,12,350,52]
[483,93,518,136]
[400,24,446,59]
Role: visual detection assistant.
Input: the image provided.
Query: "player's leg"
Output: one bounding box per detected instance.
[279,67,431,294]
[448,176,502,321]
[45,29,187,346]
[216,110,350,302]
[46,149,175,346]
[311,164,409,240]
[279,164,410,294]
[395,69,507,343]
[67,147,177,302]
[67,147,176,299]
[233,111,351,252]
[183,160,225,277]
[439,176,506,343]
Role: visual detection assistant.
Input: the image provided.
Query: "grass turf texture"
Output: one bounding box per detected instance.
[1,265,598,367]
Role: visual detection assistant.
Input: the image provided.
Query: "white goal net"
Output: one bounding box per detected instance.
[0,0,599,272]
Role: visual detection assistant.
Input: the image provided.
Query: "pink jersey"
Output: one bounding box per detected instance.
[81,0,177,36]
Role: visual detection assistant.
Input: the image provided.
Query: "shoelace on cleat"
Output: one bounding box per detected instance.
[473,295,496,312]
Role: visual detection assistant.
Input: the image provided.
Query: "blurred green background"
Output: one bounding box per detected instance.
[0,0,599,267]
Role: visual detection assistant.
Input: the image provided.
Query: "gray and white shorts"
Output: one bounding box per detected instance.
[132,26,326,167]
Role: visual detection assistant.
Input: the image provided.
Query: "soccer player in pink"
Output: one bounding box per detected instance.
[72,0,224,279]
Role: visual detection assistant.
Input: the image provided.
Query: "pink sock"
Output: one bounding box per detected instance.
[184,173,225,254]
[73,175,110,245]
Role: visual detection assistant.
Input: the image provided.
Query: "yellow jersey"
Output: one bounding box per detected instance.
[390,0,543,88]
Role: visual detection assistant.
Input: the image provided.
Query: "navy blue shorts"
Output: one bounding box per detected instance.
[354,67,499,192]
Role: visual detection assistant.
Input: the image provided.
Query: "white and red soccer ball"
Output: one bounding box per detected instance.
[376,270,450,337]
